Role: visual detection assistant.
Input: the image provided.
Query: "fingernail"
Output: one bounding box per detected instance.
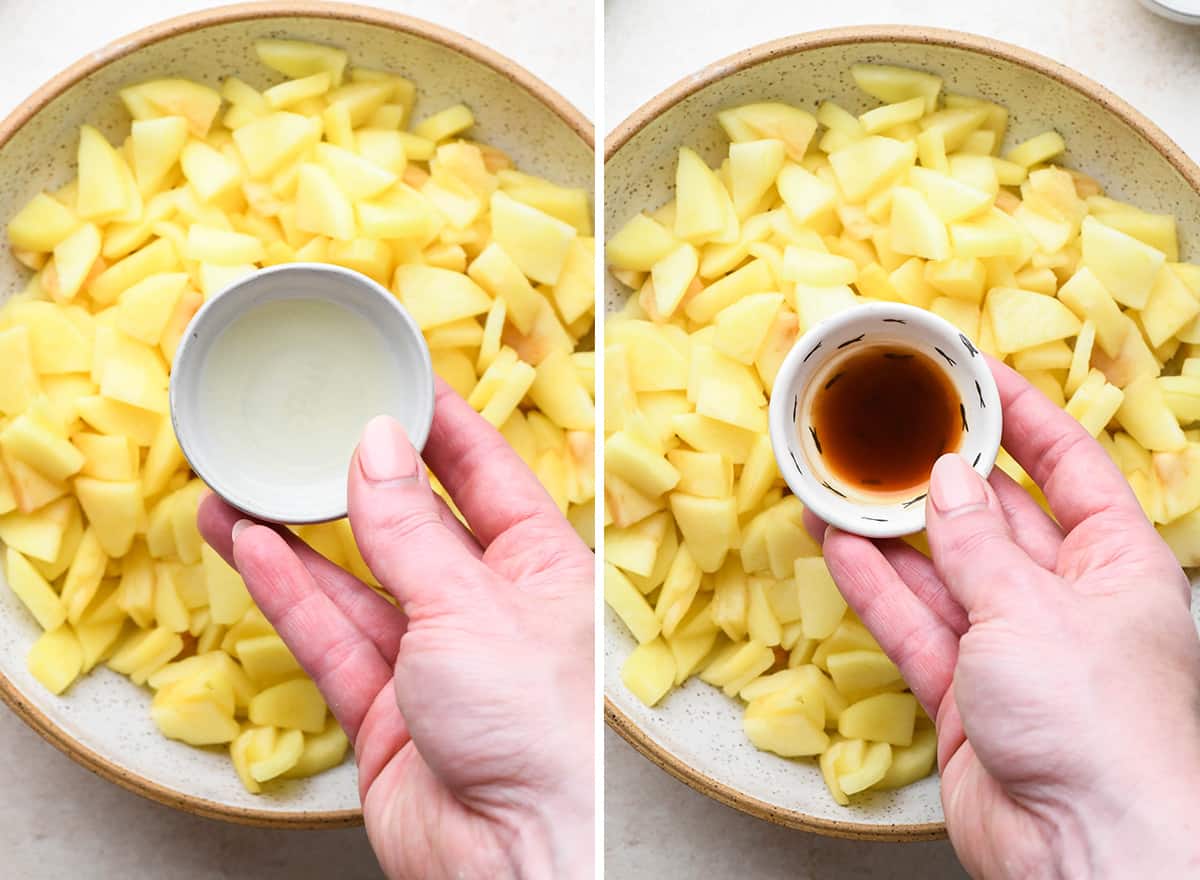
[358,415,418,483]
[232,519,253,542]
[929,454,989,517]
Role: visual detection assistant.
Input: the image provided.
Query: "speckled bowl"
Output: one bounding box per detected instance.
[605,26,1200,840]
[0,2,592,827]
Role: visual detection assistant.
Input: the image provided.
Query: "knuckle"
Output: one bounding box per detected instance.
[370,504,443,547]
[943,523,1009,562]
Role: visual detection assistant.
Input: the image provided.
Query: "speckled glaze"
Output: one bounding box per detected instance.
[605,26,1200,841]
[0,2,592,828]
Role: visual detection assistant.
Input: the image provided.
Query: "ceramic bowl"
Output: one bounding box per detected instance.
[768,303,1002,539]
[0,2,592,827]
[170,263,436,525]
[605,25,1200,840]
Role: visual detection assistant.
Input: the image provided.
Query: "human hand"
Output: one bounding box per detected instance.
[805,359,1200,879]
[198,380,594,880]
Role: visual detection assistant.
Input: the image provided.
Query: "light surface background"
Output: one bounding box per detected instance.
[604,1,1199,878]
[0,1,590,878]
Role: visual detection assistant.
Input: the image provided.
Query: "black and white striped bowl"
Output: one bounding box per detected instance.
[768,302,1002,539]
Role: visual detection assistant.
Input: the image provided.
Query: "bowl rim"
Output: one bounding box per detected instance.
[0,0,592,830]
[169,262,437,525]
[603,23,1200,842]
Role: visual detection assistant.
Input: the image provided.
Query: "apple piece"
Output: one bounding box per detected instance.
[985,287,1082,354]
[838,692,918,746]
[88,237,180,306]
[649,244,699,319]
[851,64,942,112]
[743,691,831,757]
[669,493,738,573]
[795,556,847,639]
[1115,375,1188,451]
[1080,215,1165,309]
[674,147,738,245]
[889,186,950,260]
[712,293,784,366]
[27,625,84,694]
[76,126,133,221]
[718,103,817,160]
[1140,266,1199,348]
[1057,267,1129,357]
[729,139,786,218]
[1004,130,1066,167]
[829,137,917,203]
[5,547,66,631]
[606,213,677,272]
[0,413,84,482]
[489,191,577,284]
[249,678,327,733]
[0,327,40,417]
[621,637,676,707]
[116,273,188,346]
[7,192,80,252]
[776,163,837,224]
[393,264,491,329]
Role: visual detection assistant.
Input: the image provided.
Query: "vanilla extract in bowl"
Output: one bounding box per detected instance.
[809,345,963,495]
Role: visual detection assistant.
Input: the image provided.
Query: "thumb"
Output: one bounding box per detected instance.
[925,453,1038,614]
[347,415,491,615]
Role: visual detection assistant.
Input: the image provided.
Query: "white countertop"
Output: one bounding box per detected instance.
[604,1,1199,878]
[0,2,590,878]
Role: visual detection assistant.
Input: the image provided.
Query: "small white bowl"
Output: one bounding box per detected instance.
[170,263,435,524]
[768,303,1002,538]
[1138,0,1200,25]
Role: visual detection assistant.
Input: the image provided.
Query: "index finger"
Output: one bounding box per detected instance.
[423,378,579,550]
[991,357,1145,533]
[231,524,393,741]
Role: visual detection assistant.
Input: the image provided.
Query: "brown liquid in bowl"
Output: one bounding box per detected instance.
[809,345,962,493]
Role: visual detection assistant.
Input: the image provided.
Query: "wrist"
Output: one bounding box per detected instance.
[507,789,594,880]
[1055,748,1200,878]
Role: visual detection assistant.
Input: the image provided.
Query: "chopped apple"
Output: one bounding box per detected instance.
[1139,266,1199,348]
[180,141,241,203]
[27,625,84,694]
[115,273,188,345]
[718,103,817,160]
[5,547,66,631]
[0,327,40,416]
[838,692,917,746]
[674,147,737,244]
[729,139,786,217]
[1115,376,1187,451]
[1080,216,1165,309]
[669,493,737,573]
[795,556,847,640]
[7,192,80,252]
[829,137,916,203]
[889,186,950,260]
[294,163,356,240]
[255,39,348,86]
[776,163,837,224]
[743,691,831,757]
[489,191,576,284]
[606,213,677,271]
[985,287,1081,354]
[851,64,942,112]
[0,413,84,482]
[1004,130,1066,168]
[76,126,133,220]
